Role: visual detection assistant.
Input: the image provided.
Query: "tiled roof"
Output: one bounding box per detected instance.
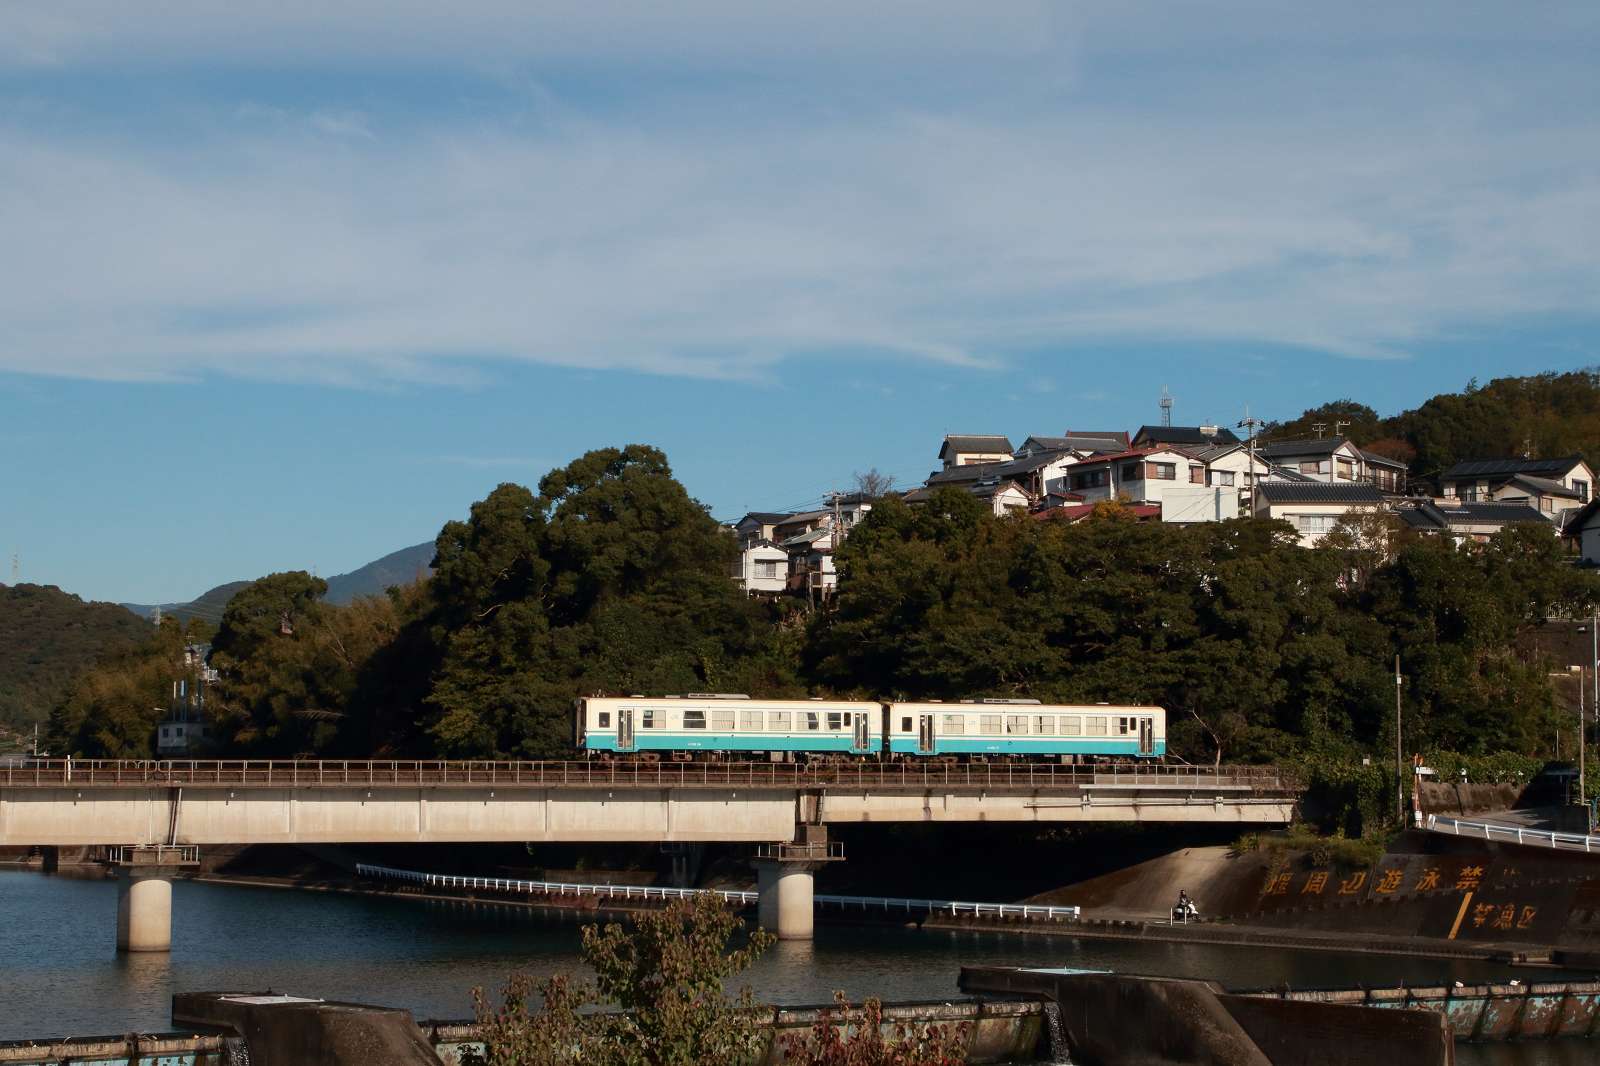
[1441,455,1585,481]
[1019,434,1128,455]
[927,450,1074,486]
[1259,436,1351,458]
[1501,474,1581,499]
[1563,499,1600,536]
[1359,449,1408,469]
[1132,425,1241,446]
[1399,500,1549,531]
[1256,481,1385,505]
[737,511,794,526]
[940,435,1014,458]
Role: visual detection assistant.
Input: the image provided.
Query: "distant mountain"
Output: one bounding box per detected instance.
[121,581,252,625]
[324,542,434,604]
[0,584,152,729]
[121,541,435,621]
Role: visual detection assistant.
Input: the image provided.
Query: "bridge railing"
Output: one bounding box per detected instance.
[1425,814,1600,853]
[0,758,1295,792]
[354,863,1081,921]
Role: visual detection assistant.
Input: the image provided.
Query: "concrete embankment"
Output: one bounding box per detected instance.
[3,992,1039,1066]
[960,967,1455,1066]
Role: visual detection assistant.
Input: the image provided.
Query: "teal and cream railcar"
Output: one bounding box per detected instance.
[575,695,883,757]
[885,700,1165,759]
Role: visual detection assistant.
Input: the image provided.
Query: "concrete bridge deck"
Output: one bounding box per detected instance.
[0,759,1299,848]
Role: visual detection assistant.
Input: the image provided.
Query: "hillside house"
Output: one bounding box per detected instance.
[733,511,793,550]
[1058,446,1237,523]
[1563,499,1600,566]
[939,435,1015,469]
[1486,474,1585,518]
[1396,500,1550,545]
[925,449,1079,499]
[1014,433,1128,457]
[1440,457,1593,506]
[730,543,789,594]
[1253,481,1387,546]
[902,480,1033,517]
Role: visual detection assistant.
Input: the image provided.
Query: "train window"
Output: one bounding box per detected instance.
[1033,715,1052,735]
[1118,717,1132,735]
[979,714,1001,734]
[1005,715,1028,735]
[683,710,706,729]
[739,710,762,731]
[806,712,820,731]
[1061,715,1081,735]
[712,710,735,731]
[598,712,611,728]
[769,711,791,731]
[642,709,656,729]
[827,712,844,730]
[901,717,913,732]
[1087,717,1107,736]
[942,714,964,734]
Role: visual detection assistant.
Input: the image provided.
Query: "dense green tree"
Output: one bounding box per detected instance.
[360,446,779,759]
[1267,400,1384,445]
[48,616,210,758]
[0,584,152,733]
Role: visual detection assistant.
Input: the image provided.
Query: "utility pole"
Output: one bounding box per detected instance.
[1237,412,1266,518]
[1395,654,1404,826]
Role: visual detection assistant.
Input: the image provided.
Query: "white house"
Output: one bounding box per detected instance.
[938,434,1015,469]
[1059,446,1241,522]
[1253,481,1387,546]
[1440,456,1593,505]
[902,480,1033,517]
[731,543,789,594]
[924,450,1080,499]
[1563,499,1600,566]
[1487,474,1585,519]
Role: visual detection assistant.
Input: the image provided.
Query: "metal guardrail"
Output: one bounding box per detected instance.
[1425,814,1600,853]
[354,863,1082,922]
[106,844,200,866]
[0,759,1295,792]
[752,841,846,861]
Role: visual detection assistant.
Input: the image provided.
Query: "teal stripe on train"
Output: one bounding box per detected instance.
[887,738,1164,757]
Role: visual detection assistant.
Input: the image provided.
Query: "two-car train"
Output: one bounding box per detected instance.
[574,694,1165,762]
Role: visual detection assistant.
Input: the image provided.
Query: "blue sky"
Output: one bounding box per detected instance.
[3,3,1598,604]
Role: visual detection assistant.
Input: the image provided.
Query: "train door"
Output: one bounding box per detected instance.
[918,714,935,755]
[852,713,870,754]
[618,708,636,752]
[1138,717,1154,756]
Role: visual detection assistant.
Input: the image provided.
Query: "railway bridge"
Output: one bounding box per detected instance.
[1,759,1300,946]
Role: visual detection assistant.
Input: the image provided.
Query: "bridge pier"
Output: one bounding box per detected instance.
[754,827,843,941]
[116,871,173,952]
[107,845,199,953]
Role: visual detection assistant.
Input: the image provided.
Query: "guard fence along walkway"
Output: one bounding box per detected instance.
[354,862,1083,922]
[1425,814,1600,854]
[0,759,1294,791]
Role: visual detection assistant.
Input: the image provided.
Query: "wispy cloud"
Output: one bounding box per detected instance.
[0,4,1596,387]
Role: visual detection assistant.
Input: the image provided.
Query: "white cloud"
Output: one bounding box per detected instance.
[0,4,1596,385]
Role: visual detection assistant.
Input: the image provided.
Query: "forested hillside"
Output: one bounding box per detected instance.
[0,584,152,731]
[1268,368,1600,479]
[50,447,1600,820]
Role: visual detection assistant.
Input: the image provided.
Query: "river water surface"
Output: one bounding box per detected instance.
[0,870,1587,1063]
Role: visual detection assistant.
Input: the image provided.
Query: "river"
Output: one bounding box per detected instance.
[0,870,1585,1063]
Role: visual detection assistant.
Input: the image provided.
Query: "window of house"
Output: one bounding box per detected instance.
[1006,715,1028,734]
[769,711,791,731]
[1121,463,1143,481]
[1061,716,1082,736]
[1295,514,1340,534]
[1073,470,1107,490]
[1150,463,1176,480]
[1298,461,1319,475]
[683,710,707,729]
[642,709,656,729]
[827,711,845,730]
[1189,466,1204,484]
[739,710,762,730]
[979,714,1002,733]
[1209,470,1235,487]
[598,711,611,728]
[1576,480,1590,501]
[711,710,735,730]
[805,712,820,731]
[1086,717,1107,736]
[1034,715,1054,735]
[755,560,781,579]
[1336,459,1354,480]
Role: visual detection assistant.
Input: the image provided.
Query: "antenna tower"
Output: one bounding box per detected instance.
[1311,422,1328,438]
[1159,387,1174,428]
[1237,409,1267,518]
